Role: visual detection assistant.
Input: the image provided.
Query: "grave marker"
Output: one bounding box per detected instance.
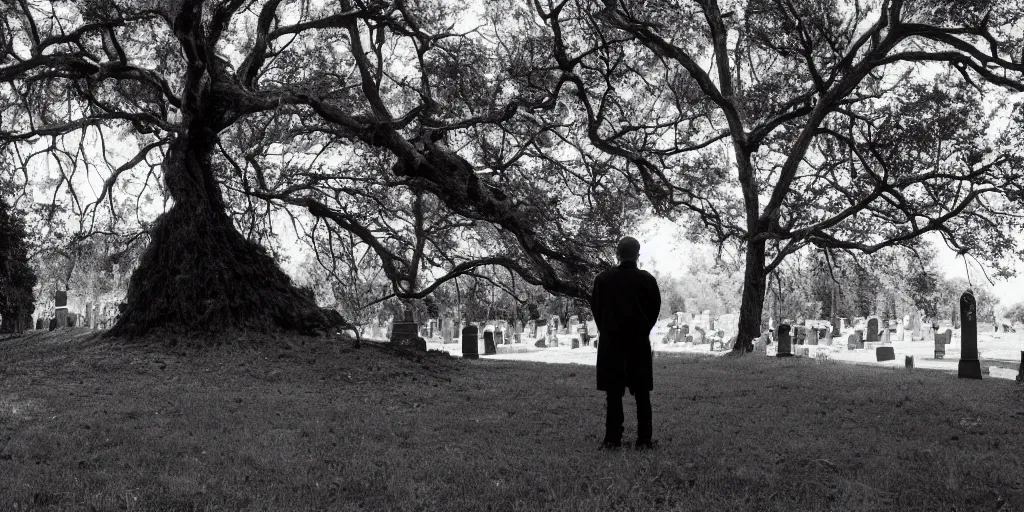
[876,346,895,361]
[934,329,951,359]
[866,318,879,342]
[776,324,793,357]
[958,291,982,379]
[462,325,479,359]
[484,331,497,355]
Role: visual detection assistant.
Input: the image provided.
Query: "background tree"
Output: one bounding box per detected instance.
[0,187,37,333]
[520,0,1024,351]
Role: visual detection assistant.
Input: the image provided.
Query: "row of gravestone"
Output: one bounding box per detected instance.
[456,324,596,358]
[773,291,983,380]
[23,299,124,332]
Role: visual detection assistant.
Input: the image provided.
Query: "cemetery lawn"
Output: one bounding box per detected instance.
[1,331,1023,512]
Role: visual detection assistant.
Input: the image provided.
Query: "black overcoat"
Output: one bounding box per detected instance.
[591,261,661,392]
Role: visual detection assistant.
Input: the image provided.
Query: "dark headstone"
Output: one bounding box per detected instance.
[807,328,818,346]
[793,326,805,345]
[685,335,693,344]
[55,291,67,308]
[48,318,56,331]
[776,324,793,357]
[67,314,77,328]
[55,308,68,328]
[35,318,44,330]
[462,325,479,359]
[866,318,879,342]
[534,337,547,348]
[876,346,895,361]
[571,337,580,349]
[483,331,497,355]
[391,321,424,351]
[958,291,982,379]
[906,355,914,368]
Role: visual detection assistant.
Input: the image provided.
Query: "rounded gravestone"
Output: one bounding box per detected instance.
[958,290,982,379]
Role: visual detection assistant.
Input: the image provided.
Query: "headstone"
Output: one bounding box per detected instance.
[462,325,479,359]
[776,324,793,357]
[692,326,705,344]
[847,331,864,350]
[830,316,840,336]
[820,326,832,346]
[48,318,57,331]
[494,329,505,345]
[534,336,547,348]
[527,320,537,338]
[876,346,895,361]
[958,291,982,379]
[806,327,818,346]
[571,336,580,349]
[55,308,68,329]
[390,318,425,352]
[484,331,497,355]
[906,355,914,369]
[934,329,952,358]
[793,326,805,345]
[866,318,879,342]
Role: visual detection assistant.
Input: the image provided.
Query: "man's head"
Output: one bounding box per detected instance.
[615,236,641,263]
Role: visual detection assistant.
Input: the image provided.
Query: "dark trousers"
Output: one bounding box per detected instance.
[605,388,652,442]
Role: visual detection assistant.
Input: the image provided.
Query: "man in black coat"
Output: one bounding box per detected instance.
[591,236,661,450]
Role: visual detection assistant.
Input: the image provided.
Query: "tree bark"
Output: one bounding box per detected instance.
[732,240,768,352]
[106,124,342,338]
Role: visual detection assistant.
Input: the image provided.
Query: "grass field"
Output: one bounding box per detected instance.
[1,329,1022,511]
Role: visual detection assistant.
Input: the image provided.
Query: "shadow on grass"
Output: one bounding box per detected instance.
[0,332,1022,511]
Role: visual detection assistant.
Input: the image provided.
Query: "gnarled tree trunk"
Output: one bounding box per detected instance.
[107,122,337,337]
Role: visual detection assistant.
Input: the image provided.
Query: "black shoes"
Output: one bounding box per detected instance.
[634,439,657,451]
[600,439,658,450]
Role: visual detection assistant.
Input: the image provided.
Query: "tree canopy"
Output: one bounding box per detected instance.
[0,0,1022,341]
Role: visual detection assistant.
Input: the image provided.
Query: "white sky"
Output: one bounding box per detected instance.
[636,217,1024,307]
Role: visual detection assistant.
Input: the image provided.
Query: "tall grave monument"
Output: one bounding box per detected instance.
[958,290,982,379]
[462,324,479,359]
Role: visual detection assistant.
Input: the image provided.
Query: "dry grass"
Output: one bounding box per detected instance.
[1,329,1022,511]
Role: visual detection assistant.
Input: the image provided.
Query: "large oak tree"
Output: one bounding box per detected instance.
[0,0,640,336]
[517,0,1024,350]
